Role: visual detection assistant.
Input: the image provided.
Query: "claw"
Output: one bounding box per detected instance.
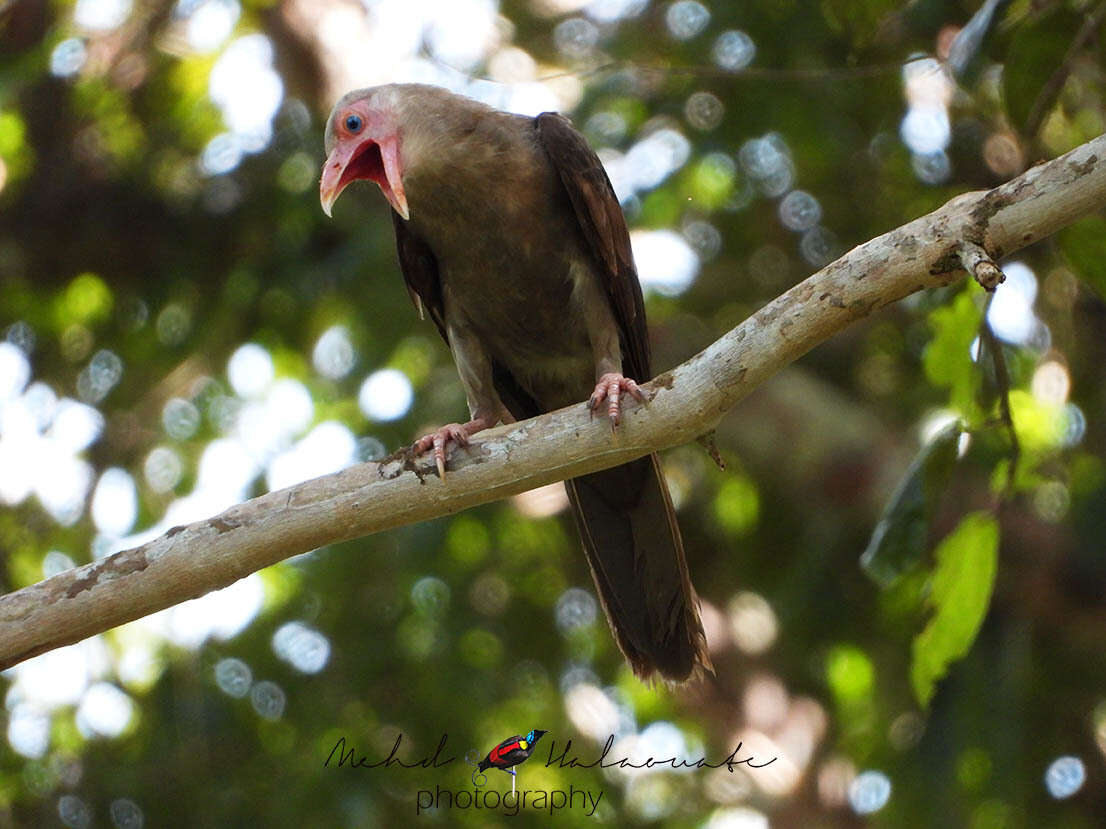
[433,433,445,479]
[589,372,646,429]
[413,416,493,480]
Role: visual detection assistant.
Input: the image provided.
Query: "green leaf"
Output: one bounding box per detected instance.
[911,512,1000,706]
[922,288,984,423]
[1008,388,1067,453]
[1003,9,1084,131]
[861,422,961,587]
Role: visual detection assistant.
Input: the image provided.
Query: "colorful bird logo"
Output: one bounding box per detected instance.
[475,729,547,790]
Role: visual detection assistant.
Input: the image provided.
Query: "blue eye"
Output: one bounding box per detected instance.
[344,114,363,133]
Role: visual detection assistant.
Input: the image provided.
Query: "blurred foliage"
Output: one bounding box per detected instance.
[2,0,1106,827]
[861,420,962,588]
[922,285,985,424]
[910,510,999,707]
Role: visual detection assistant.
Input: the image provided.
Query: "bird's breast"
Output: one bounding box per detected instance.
[401,130,608,403]
[441,240,596,395]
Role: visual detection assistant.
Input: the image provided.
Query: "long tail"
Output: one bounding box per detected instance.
[565,453,711,682]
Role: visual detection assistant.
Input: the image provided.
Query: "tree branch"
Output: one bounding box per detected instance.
[2,134,1104,671]
[957,240,1005,291]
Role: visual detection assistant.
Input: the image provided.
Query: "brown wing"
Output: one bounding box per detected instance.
[391,210,448,344]
[535,112,650,380]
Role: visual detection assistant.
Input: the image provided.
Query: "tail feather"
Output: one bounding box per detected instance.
[565,453,711,682]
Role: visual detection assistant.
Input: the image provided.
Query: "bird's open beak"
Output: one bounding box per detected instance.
[320,134,409,220]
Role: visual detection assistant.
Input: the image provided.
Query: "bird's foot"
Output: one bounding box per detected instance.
[413,414,496,479]
[588,372,647,429]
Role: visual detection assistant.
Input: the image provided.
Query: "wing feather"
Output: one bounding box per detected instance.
[391,210,448,344]
[535,112,650,379]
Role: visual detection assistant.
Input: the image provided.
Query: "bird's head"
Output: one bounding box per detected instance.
[320,87,408,220]
[525,729,547,745]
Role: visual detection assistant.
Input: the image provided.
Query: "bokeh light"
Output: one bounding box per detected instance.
[50,38,88,77]
[141,574,264,649]
[57,794,92,829]
[739,134,794,197]
[91,468,138,537]
[685,91,724,131]
[359,368,414,421]
[180,0,241,53]
[713,30,756,70]
[983,132,1024,178]
[74,0,132,31]
[849,769,892,814]
[249,680,286,719]
[683,219,723,261]
[162,398,201,441]
[48,399,102,450]
[704,806,769,829]
[1044,755,1085,799]
[77,349,123,404]
[554,17,600,59]
[743,674,789,730]
[1031,360,1070,405]
[900,57,953,179]
[799,226,839,266]
[555,587,598,633]
[778,190,822,232]
[901,108,950,156]
[611,129,692,200]
[205,35,283,168]
[313,325,357,379]
[214,657,253,698]
[469,572,510,616]
[75,682,135,738]
[109,798,144,829]
[0,363,105,520]
[564,682,625,740]
[512,482,570,517]
[0,342,29,400]
[631,230,699,296]
[987,262,1044,346]
[817,756,857,807]
[586,0,649,23]
[266,420,354,491]
[728,592,778,655]
[144,446,183,493]
[7,704,50,759]
[227,343,274,398]
[425,0,500,70]
[272,621,331,674]
[411,576,451,617]
[5,638,110,713]
[666,1,710,41]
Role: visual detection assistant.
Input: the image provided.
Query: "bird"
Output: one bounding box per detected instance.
[477,729,547,777]
[320,83,710,682]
